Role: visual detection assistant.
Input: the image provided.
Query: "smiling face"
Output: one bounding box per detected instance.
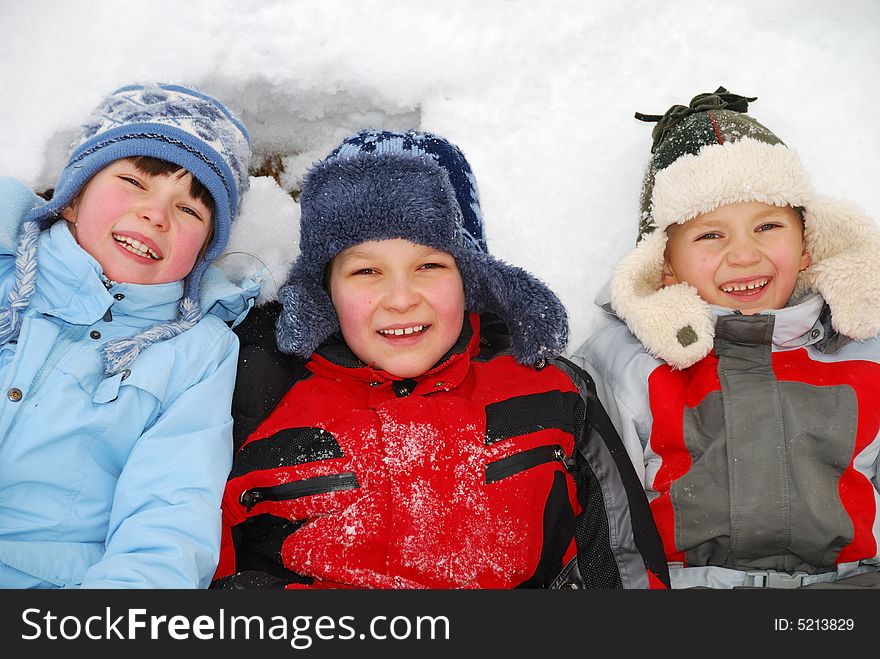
[661,201,811,314]
[61,158,213,285]
[328,238,466,379]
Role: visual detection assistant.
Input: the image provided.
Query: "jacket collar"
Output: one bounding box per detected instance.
[709,292,827,349]
[599,283,837,359]
[30,222,182,324]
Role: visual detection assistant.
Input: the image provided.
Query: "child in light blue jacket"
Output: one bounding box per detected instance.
[0,83,256,588]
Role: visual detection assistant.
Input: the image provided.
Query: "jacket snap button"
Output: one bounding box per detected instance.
[434,381,445,388]
[811,329,821,339]
[369,381,382,387]
[90,330,102,340]
[7,388,23,402]
[114,293,125,301]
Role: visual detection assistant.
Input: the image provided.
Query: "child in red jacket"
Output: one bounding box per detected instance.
[213,130,667,589]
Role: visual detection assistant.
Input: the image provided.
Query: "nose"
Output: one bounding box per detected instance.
[725,236,761,267]
[382,273,421,312]
[137,198,170,230]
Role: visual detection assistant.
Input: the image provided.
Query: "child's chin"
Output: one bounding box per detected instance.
[381,357,436,380]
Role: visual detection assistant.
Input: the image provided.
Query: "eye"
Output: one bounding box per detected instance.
[352,267,377,276]
[695,232,721,241]
[756,222,782,232]
[418,262,446,270]
[178,205,205,221]
[118,175,144,189]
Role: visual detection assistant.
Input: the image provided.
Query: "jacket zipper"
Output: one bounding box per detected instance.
[239,472,359,512]
[485,444,575,484]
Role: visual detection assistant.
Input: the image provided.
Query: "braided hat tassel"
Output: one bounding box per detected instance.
[0,220,41,345]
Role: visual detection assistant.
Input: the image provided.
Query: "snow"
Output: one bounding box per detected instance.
[2,0,877,352]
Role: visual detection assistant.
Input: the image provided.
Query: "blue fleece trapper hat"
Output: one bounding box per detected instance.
[276,129,568,366]
[0,83,251,375]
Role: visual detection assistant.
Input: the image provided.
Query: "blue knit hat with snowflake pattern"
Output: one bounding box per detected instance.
[276,129,568,365]
[0,83,251,375]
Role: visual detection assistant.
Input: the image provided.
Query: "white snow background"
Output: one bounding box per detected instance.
[1,0,878,353]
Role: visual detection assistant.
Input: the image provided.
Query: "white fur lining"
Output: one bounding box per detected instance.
[652,139,813,231]
[610,231,714,369]
[799,197,880,340]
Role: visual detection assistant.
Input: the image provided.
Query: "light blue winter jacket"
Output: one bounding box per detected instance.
[0,177,259,588]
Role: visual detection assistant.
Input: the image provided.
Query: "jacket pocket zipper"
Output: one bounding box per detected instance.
[485,445,574,484]
[239,472,359,512]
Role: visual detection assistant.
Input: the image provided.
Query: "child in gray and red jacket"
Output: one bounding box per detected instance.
[572,87,880,589]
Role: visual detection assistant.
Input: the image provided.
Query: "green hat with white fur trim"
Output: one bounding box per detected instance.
[610,86,880,369]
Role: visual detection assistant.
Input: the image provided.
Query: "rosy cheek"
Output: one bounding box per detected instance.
[100,186,136,213]
[334,297,369,330]
[185,231,208,255]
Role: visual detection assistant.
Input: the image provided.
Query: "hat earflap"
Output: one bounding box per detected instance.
[798,197,880,340]
[610,231,715,369]
[459,251,568,365]
[275,268,338,358]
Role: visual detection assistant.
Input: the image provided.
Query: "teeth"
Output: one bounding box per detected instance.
[113,234,160,260]
[721,278,768,293]
[379,325,426,336]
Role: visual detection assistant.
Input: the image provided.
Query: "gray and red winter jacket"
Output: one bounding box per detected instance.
[213,305,668,589]
[573,292,880,588]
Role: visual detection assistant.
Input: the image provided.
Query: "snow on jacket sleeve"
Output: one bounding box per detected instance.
[79,318,237,588]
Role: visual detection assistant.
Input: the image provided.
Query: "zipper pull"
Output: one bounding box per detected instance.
[554,446,576,473]
[239,489,263,512]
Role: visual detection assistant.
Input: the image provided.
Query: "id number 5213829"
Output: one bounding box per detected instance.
[774,618,854,631]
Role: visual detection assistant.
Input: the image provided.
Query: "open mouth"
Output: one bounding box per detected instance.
[377,325,429,337]
[719,278,769,295]
[113,234,161,260]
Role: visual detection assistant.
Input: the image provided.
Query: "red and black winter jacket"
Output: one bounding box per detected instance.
[213,304,668,589]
